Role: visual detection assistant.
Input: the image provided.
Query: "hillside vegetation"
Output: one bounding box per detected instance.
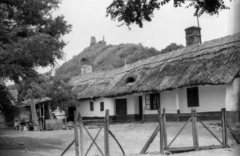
[55,38,183,82]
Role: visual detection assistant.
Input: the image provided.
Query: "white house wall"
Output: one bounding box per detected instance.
[161,90,177,113]
[78,84,230,118]
[113,94,141,115]
[143,85,226,114]
[77,98,114,117]
[225,78,240,111]
[179,85,226,113]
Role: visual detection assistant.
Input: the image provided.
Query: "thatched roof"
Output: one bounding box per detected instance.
[69,33,240,100]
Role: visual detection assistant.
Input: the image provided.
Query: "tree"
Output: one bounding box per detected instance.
[160,43,184,54]
[0,0,72,84]
[106,0,229,28]
[19,76,77,112]
[0,0,71,115]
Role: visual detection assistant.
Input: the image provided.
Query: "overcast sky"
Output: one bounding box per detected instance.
[37,0,240,74]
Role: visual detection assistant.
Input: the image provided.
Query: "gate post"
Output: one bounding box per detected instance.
[221,108,228,147]
[192,109,199,150]
[104,109,110,156]
[78,113,84,156]
[158,109,164,154]
[74,111,80,156]
[162,108,168,150]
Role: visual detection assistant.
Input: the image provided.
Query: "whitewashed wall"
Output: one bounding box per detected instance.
[113,93,141,115]
[179,85,226,113]
[77,82,236,117]
[77,98,114,117]
[225,78,240,111]
[143,85,227,114]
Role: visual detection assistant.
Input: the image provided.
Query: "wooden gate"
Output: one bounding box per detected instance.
[140,108,239,155]
[60,110,125,156]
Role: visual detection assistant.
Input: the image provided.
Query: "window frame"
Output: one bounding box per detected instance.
[187,87,199,107]
[90,101,94,111]
[100,102,104,111]
[145,93,160,110]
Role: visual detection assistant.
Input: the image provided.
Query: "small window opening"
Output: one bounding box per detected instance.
[126,77,135,84]
[90,101,94,111]
[100,102,104,111]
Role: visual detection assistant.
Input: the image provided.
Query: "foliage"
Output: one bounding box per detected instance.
[0,0,71,114]
[19,76,77,112]
[159,43,184,54]
[0,84,19,122]
[0,0,71,84]
[106,0,229,28]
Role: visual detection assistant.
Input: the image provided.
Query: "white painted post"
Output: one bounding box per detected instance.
[176,89,180,110]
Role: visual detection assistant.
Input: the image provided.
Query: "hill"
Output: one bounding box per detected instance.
[55,37,183,82]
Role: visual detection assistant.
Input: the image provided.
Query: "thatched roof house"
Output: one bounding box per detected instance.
[69,32,240,100]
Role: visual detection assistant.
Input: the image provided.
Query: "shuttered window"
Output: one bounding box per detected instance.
[90,101,94,111]
[145,93,160,110]
[100,102,104,111]
[187,87,199,107]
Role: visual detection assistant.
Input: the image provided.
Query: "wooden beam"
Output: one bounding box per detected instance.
[158,109,164,154]
[226,121,240,144]
[104,110,110,156]
[108,129,125,155]
[60,140,75,156]
[74,111,79,156]
[221,108,228,147]
[162,108,168,150]
[168,145,224,152]
[192,109,199,150]
[167,117,192,148]
[78,113,84,156]
[140,125,160,154]
[85,126,103,156]
[30,99,39,130]
[197,118,222,145]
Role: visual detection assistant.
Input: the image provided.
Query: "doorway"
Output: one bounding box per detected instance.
[115,99,127,122]
[68,106,76,122]
[139,96,143,120]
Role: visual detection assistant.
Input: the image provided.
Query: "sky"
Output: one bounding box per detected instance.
[36,0,240,74]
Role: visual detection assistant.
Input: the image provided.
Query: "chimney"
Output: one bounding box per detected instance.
[185,26,201,46]
[81,58,92,75]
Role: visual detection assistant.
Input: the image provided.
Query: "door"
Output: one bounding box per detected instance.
[139,96,143,120]
[115,99,127,122]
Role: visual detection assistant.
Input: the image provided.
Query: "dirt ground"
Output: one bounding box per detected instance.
[0,121,239,156]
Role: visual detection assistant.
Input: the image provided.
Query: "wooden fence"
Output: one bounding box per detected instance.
[60,108,239,156]
[60,109,124,156]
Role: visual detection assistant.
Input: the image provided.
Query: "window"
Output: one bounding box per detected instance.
[126,77,135,84]
[145,93,160,110]
[90,101,94,111]
[187,87,199,107]
[100,102,104,111]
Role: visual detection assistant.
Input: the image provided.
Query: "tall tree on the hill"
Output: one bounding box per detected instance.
[106,0,229,28]
[0,0,71,112]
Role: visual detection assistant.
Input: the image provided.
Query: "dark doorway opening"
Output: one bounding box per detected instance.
[68,106,76,121]
[139,96,143,120]
[115,99,127,122]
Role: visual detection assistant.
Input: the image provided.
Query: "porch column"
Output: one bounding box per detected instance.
[176,89,180,110]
